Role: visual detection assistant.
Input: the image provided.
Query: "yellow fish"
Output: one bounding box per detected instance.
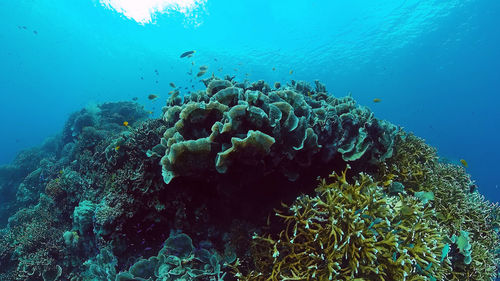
[123,121,129,127]
[373,98,382,103]
[115,146,120,151]
[289,70,293,74]
[460,159,468,168]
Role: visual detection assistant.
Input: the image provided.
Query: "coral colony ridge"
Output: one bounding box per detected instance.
[0,76,498,281]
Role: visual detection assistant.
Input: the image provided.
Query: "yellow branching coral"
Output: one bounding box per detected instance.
[237,167,446,281]
[378,132,437,194]
[378,130,500,281]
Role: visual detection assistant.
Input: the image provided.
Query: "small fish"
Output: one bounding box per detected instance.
[132,97,138,101]
[123,121,129,127]
[218,67,223,72]
[169,82,176,88]
[272,67,276,71]
[33,30,38,35]
[115,146,120,151]
[469,184,477,193]
[148,94,158,100]
[197,70,207,77]
[460,159,468,168]
[373,98,382,103]
[191,61,195,65]
[199,65,208,71]
[154,69,159,75]
[155,80,158,84]
[274,82,281,89]
[180,50,196,58]
[289,70,293,74]
[148,111,153,114]
[214,58,218,61]
[140,77,144,80]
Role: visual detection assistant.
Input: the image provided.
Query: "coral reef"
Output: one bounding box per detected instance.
[151,76,398,185]
[0,77,497,281]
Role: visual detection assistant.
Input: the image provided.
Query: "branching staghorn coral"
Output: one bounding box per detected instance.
[378,130,500,281]
[237,167,447,281]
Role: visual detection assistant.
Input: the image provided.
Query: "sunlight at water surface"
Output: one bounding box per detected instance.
[99,0,206,24]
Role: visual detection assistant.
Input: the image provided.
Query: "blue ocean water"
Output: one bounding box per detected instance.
[0,0,498,209]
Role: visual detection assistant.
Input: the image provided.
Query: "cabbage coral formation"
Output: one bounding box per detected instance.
[238,167,447,281]
[150,77,398,184]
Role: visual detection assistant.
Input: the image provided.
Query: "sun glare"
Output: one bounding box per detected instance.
[99,0,206,24]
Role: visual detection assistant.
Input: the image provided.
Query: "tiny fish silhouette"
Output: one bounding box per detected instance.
[197,70,207,77]
[180,50,195,58]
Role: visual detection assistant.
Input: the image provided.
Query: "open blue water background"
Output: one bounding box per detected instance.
[0,0,499,203]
